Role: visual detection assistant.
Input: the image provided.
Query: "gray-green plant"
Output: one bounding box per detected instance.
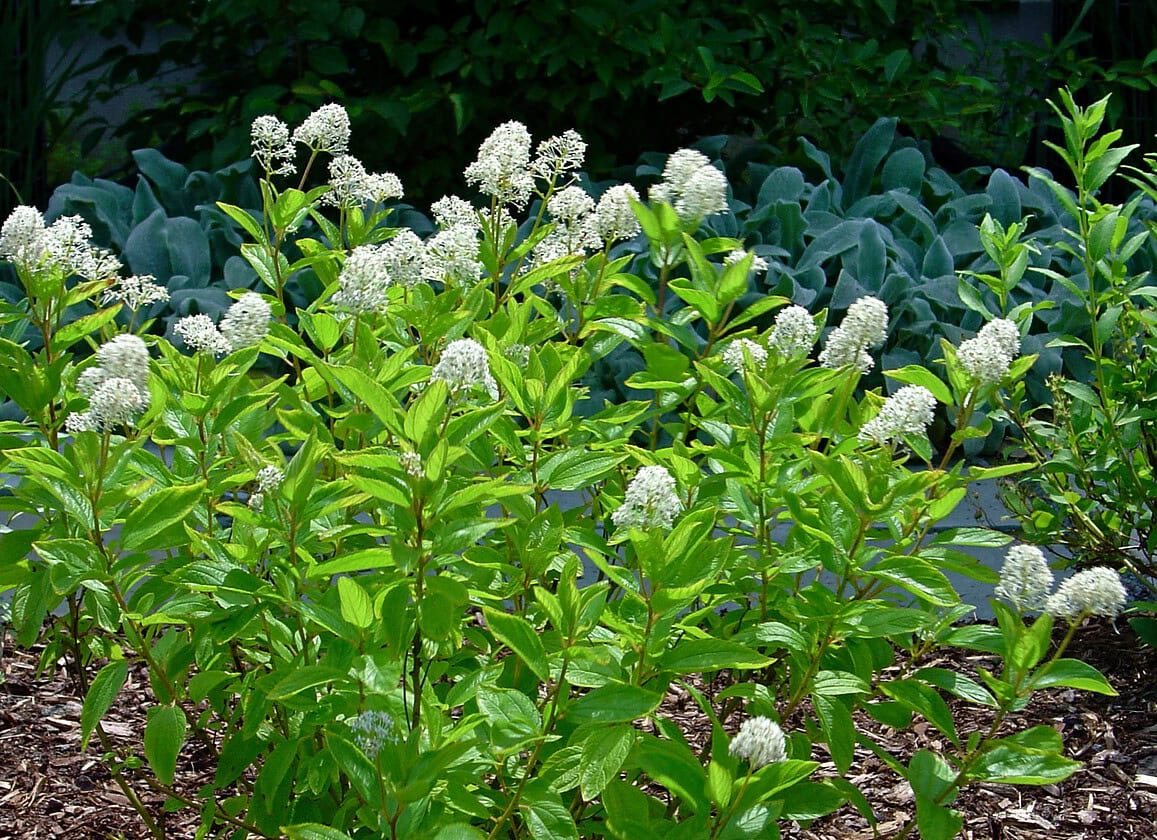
[0,105,1125,840]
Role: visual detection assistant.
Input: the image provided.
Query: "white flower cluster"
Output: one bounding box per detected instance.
[957,318,1021,385]
[1045,567,1128,620]
[859,385,937,447]
[292,103,351,155]
[67,334,151,432]
[248,464,285,510]
[995,545,1053,612]
[423,224,483,286]
[430,338,499,400]
[729,717,787,768]
[818,296,889,373]
[591,185,643,245]
[324,155,404,209]
[612,465,682,531]
[399,451,423,479]
[334,245,393,313]
[431,196,481,232]
[464,121,536,208]
[722,338,768,371]
[649,149,728,224]
[0,207,121,282]
[101,274,170,311]
[725,248,768,276]
[380,230,426,288]
[531,186,604,270]
[348,710,399,756]
[173,293,271,354]
[250,115,296,176]
[769,305,818,358]
[530,129,587,182]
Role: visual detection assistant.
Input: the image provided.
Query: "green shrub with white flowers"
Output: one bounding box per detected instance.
[0,92,1135,840]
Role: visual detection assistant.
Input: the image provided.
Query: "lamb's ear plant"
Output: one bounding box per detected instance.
[995,89,1157,604]
[0,103,1128,839]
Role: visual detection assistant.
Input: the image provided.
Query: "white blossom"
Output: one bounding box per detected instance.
[531,130,587,182]
[220,292,271,350]
[819,296,889,373]
[649,149,728,223]
[1045,567,1128,620]
[995,545,1053,612]
[96,334,150,394]
[725,248,768,276]
[0,206,49,269]
[250,115,296,176]
[431,196,480,232]
[348,710,398,755]
[958,318,1021,385]
[722,338,768,371]
[547,186,595,223]
[423,225,483,286]
[464,121,535,208]
[729,717,787,768]
[44,215,121,282]
[590,185,641,244]
[87,377,146,428]
[430,338,499,400]
[612,465,682,531]
[102,275,170,311]
[324,155,404,208]
[65,411,99,435]
[859,385,937,447]
[292,103,351,155]
[174,314,230,355]
[381,230,427,288]
[769,305,818,358]
[399,451,423,478]
[255,465,284,493]
[334,245,392,313]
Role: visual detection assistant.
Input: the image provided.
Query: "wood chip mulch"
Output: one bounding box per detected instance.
[1,620,1154,839]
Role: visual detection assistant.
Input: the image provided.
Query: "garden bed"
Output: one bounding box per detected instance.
[2,621,1153,840]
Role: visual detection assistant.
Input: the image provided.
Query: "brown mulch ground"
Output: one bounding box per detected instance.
[1,621,1154,839]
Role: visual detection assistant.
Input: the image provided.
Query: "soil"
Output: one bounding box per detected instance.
[1,620,1154,839]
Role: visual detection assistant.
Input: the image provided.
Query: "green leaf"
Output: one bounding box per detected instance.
[884,365,953,406]
[579,725,635,800]
[523,780,580,840]
[267,666,347,700]
[870,555,958,606]
[337,576,374,629]
[478,688,542,748]
[812,670,870,696]
[969,743,1082,785]
[567,684,663,724]
[283,825,355,840]
[813,694,855,774]
[537,449,626,491]
[880,680,959,747]
[1030,658,1118,695]
[81,660,128,749]
[658,639,771,674]
[484,607,550,682]
[119,482,206,552]
[144,705,186,786]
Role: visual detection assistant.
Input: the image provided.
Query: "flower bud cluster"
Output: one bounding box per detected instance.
[1045,567,1128,620]
[769,305,818,358]
[819,296,889,373]
[324,155,404,209]
[994,544,1128,620]
[957,318,1021,385]
[464,121,536,208]
[248,464,285,510]
[612,465,682,531]
[250,115,296,176]
[67,335,151,432]
[648,149,728,223]
[729,717,788,768]
[334,245,393,313]
[722,338,768,371]
[724,248,769,276]
[858,385,937,447]
[1,206,121,282]
[430,338,499,400]
[173,293,271,354]
[102,275,170,311]
[994,545,1053,612]
[348,710,399,756]
[291,104,351,155]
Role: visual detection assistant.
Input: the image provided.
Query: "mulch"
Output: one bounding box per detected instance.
[1,620,1154,839]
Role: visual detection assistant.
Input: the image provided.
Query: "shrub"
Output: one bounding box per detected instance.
[0,101,1129,838]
